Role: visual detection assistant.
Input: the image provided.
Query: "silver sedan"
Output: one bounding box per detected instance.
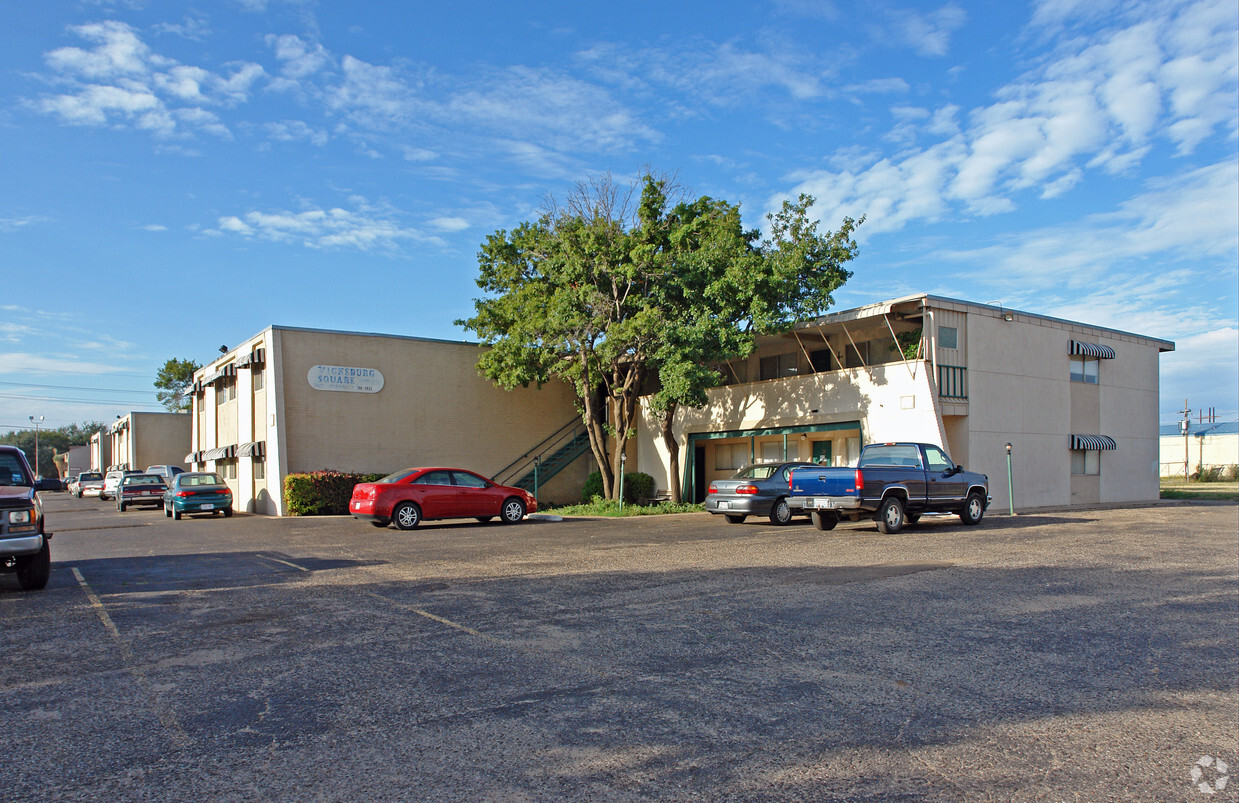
[704,462,819,525]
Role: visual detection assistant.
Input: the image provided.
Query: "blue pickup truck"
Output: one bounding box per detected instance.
[786,442,990,534]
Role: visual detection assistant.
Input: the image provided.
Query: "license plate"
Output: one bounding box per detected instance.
[718,501,730,510]
[199,503,214,510]
[811,498,834,509]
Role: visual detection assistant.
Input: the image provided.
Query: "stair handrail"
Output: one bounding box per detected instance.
[492,418,588,485]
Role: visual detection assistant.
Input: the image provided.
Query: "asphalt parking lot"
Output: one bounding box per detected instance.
[2,495,1236,802]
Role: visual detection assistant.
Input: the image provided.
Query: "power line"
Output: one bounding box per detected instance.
[0,391,163,407]
[0,380,156,397]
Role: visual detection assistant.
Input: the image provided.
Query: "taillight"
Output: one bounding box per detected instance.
[176,490,193,498]
[736,485,758,495]
[708,483,718,494]
[854,469,864,493]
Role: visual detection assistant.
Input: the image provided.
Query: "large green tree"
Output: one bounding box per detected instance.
[458,174,860,500]
[155,358,201,412]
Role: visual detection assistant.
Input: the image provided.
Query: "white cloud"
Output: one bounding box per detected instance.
[887,3,968,57]
[34,21,265,139]
[780,0,1237,233]
[428,216,469,232]
[212,198,444,252]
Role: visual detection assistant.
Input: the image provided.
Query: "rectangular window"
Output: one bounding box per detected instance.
[253,458,265,480]
[714,443,747,471]
[219,459,237,480]
[1071,450,1100,475]
[845,342,867,368]
[760,441,783,462]
[718,360,747,385]
[938,326,959,350]
[252,369,265,391]
[760,353,799,380]
[1070,355,1099,384]
[809,349,833,373]
[215,377,237,405]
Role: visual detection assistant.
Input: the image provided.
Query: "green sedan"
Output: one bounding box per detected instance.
[163,472,234,519]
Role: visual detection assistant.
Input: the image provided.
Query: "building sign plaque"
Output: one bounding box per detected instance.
[307,365,384,393]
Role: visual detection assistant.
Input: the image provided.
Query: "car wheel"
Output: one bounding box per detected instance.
[769,497,794,526]
[500,498,526,524]
[164,505,172,518]
[223,508,233,518]
[369,519,390,528]
[876,496,905,534]
[15,539,51,591]
[810,511,838,531]
[960,492,986,525]
[724,514,747,524]
[393,502,421,530]
[117,501,125,512]
[172,507,182,520]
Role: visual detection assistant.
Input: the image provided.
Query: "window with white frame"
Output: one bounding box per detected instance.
[1071,450,1100,475]
[760,441,783,462]
[714,443,747,471]
[1070,355,1099,384]
[219,458,237,480]
[938,326,959,350]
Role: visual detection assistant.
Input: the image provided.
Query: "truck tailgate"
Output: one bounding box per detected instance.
[788,467,861,497]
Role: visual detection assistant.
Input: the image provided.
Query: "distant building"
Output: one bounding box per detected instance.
[107,412,192,473]
[1158,422,1239,477]
[53,444,91,479]
[89,431,110,472]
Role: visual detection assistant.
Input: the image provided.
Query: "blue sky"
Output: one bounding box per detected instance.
[2,0,1236,433]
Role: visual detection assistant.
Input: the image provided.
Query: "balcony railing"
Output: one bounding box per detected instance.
[938,364,968,399]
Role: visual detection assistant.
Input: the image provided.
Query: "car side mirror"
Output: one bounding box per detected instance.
[952,465,964,475]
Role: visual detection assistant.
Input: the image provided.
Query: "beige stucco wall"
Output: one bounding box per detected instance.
[963,311,1164,510]
[196,327,585,515]
[637,361,945,496]
[109,412,191,471]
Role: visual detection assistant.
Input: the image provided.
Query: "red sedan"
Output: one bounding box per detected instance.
[349,467,537,530]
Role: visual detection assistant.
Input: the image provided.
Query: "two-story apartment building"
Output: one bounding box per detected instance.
[187,326,586,515]
[107,412,192,473]
[636,294,1174,510]
[186,295,1173,515]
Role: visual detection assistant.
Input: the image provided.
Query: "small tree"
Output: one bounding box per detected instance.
[155,358,201,412]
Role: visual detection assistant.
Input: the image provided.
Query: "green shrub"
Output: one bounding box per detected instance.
[580,470,656,504]
[284,470,386,516]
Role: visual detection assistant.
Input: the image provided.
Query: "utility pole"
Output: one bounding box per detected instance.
[1178,399,1192,479]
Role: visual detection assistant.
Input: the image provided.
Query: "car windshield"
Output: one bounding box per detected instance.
[181,473,225,487]
[124,475,165,487]
[0,453,32,486]
[377,469,420,484]
[858,445,923,468]
[733,464,780,480]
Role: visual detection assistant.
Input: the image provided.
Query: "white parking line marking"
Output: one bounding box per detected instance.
[260,555,309,573]
[72,567,191,747]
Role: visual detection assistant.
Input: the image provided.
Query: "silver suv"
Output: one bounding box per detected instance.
[0,445,60,591]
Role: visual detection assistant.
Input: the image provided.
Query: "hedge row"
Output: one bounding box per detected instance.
[283,470,386,516]
[581,470,655,504]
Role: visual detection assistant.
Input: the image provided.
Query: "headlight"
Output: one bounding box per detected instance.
[9,510,32,524]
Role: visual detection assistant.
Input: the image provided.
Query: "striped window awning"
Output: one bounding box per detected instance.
[202,444,238,461]
[184,451,199,463]
[1070,434,1117,451]
[202,363,239,384]
[1070,340,1116,359]
[238,441,266,458]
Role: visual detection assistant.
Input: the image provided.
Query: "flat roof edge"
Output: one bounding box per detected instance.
[800,293,1176,351]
